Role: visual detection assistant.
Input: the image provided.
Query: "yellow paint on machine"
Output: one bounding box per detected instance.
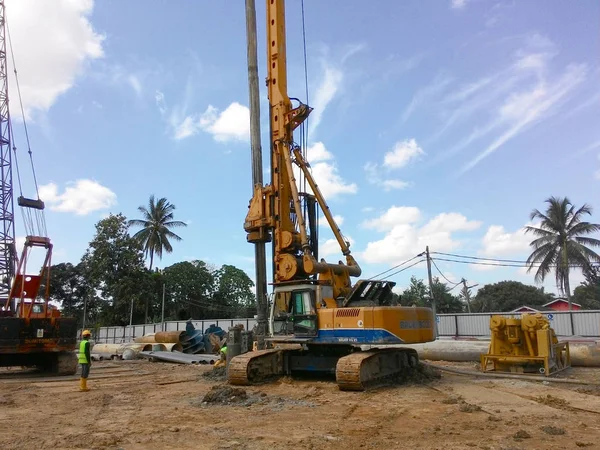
[316,306,435,344]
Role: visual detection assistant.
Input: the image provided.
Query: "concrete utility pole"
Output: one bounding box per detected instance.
[245,0,268,350]
[461,278,478,313]
[425,246,438,338]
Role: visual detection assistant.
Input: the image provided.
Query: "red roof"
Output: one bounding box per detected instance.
[543,298,581,308]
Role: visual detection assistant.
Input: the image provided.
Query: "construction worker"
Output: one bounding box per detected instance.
[78,330,92,392]
[214,342,228,368]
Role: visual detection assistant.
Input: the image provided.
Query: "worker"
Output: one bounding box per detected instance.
[220,342,228,361]
[213,342,228,368]
[78,330,92,392]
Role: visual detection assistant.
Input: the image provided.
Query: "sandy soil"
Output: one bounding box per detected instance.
[1,359,600,450]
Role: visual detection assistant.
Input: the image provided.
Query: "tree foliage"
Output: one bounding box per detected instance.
[525,196,600,308]
[163,260,215,320]
[128,195,187,270]
[471,280,555,312]
[572,264,600,309]
[399,276,464,313]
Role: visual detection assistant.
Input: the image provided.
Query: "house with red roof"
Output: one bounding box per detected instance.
[511,298,582,313]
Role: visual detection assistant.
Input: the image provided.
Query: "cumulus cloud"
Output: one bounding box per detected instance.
[296,142,357,199]
[360,207,481,265]
[171,102,250,142]
[39,179,116,215]
[480,224,532,257]
[320,236,355,259]
[383,139,425,168]
[364,139,424,191]
[6,0,104,117]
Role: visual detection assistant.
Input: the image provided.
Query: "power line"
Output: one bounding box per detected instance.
[367,253,424,280]
[431,251,531,264]
[430,258,461,286]
[432,257,587,269]
[384,259,426,279]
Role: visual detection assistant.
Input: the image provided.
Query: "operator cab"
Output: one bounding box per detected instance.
[269,284,332,339]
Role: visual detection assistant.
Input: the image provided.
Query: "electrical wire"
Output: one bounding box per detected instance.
[430,258,461,286]
[367,253,424,280]
[432,257,587,269]
[382,258,426,280]
[430,251,530,264]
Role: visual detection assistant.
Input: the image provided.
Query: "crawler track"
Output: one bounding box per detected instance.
[227,349,284,385]
[336,348,419,391]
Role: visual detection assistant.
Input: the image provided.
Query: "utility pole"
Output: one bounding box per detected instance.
[460,278,478,313]
[129,298,134,327]
[161,283,166,331]
[245,0,268,350]
[425,246,437,338]
[82,294,88,331]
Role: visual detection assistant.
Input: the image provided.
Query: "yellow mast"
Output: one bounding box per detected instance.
[243,0,360,299]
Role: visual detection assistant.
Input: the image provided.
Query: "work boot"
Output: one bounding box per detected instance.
[79,378,89,392]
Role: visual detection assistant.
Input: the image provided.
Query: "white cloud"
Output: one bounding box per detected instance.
[479,224,532,257]
[451,0,468,9]
[320,236,355,259]
[296,142,357,199]
[364,163,410,191]
[364,139,424,191]
[168,102,250,142]
[383,139,425,168]
[362,206,421,232]
[6,0,104,117]
[361,207,481,265]
[39,179,116,215]
[319,215,344,227]
[309,66,343,136]
[200,102,250,142]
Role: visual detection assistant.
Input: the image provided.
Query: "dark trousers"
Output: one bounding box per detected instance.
[81,363,90,379]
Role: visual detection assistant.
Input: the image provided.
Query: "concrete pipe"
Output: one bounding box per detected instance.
[154,331,186,344]
[163,343,183,352]
[122,348,139,360]
[133,333,157,344]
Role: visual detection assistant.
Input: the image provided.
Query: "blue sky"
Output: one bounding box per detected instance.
[6,0,600,296]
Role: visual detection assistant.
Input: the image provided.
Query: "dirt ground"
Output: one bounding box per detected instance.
[1,359,600,450]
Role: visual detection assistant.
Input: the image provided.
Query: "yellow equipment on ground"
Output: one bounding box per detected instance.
[480,313,571,376]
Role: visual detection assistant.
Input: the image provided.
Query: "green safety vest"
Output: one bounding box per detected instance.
[78,340,89,364]
[220,346,227,355]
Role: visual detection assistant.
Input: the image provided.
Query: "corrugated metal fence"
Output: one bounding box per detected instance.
[89,318,258,344]
[437,310,600,338]
[86,310,600,343]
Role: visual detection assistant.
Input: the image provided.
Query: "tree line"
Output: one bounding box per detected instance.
[46,196,256,329]
[45,194,600,327]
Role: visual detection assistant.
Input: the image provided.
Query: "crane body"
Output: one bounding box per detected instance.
[228,0,434,390]
[0,2,77,376]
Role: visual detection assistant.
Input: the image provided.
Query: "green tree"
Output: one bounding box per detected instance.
[128,195,187,270]
[163,260,215,320]
[572,264,600,309]
[81,214,149,326]
[212,265,256,319]
[400,276,464,313]
[471,280,555,312]
[45,262,95,328]
[525,196,600,310]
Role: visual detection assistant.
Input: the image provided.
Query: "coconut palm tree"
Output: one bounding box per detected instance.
[525,196,600,310]
[128,195,188,270]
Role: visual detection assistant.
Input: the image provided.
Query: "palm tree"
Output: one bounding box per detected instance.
[525,196,600,310]
[128,195,188,270]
